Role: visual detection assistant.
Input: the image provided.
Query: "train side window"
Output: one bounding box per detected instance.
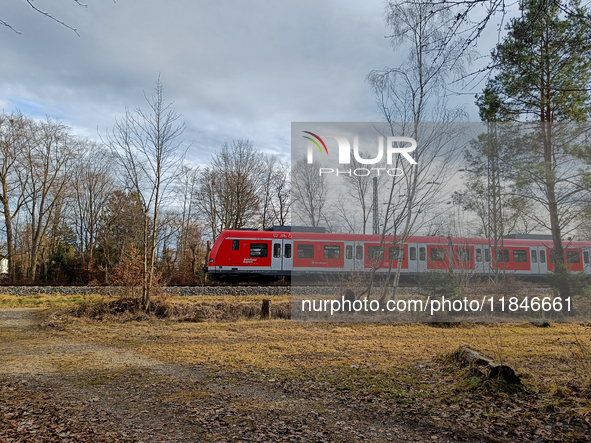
[513,250,527,263]
[430,247,446,261]
[531,250,538,263]
[368,246,385,260]
[540,250,546,263]
[485,248,490,262]
[324,245,341,259]
[496,249,510,262]
[456,248,471,262]
[567,250,580,263]
[273,243,281,258]
[285,244,292,259]
[356,245,363,260]
[419,247,426,261]
[584,251,589,264]
[410,247,416,260]
[475,248,482,262]
[389,246,405,261]
[549,250,556,263]
[232,240,240,251]
[346,245,353,259]
[250,243,268,258]
[502,249,510,262]
[297,244,314,258]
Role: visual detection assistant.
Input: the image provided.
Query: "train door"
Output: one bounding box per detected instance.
[417,244,428,274]
[536,247,548,275]
[583,247,591,275]
[344,241,355,272]
[229,239,242,266]
[407,243,418,275]
[354,241,364,273]
[283,240,293,272]
[530,247,540,275]
[474,246,486,276]
[271,241,283,272]
[272,239,293,273]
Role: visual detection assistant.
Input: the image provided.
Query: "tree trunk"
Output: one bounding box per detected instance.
[2,197,14,283]
[29,236,38,282]
[542,123,570,306]
[142,211,150,311]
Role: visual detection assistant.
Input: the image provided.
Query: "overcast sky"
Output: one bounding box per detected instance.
[1,0,496,165]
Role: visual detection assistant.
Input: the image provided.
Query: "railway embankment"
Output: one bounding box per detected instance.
[0,285,290,297]
[0,284,553,297]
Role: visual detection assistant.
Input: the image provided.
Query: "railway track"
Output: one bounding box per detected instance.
[0,282,557,298]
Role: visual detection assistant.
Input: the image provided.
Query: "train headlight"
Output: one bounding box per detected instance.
[209,258,214,263]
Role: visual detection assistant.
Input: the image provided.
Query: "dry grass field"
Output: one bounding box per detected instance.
[1,294,590,442]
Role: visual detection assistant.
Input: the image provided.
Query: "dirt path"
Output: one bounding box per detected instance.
[0,309,502,442]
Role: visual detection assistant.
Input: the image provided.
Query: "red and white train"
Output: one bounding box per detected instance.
[206,227,591,281]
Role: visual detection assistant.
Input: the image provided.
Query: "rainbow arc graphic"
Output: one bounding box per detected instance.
[302,131,328,155]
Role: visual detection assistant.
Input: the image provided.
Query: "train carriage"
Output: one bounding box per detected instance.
[206,227,591,282]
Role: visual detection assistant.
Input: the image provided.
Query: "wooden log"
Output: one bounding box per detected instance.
[261,299,270,319]
[451,345,521,385]
[530,319,551,328]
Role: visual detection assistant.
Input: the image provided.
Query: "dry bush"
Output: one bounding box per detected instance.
[74,295,144,320]
[465,275,530,297]
[88,244,171,317]
[274,277,288,286]
[564,327,591,398]
[73,295,290,322]
[165,300,291,322]
[106,244,145,301]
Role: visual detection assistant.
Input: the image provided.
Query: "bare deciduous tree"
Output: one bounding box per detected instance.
[291,158,328,228]
[97,190,144,277]
[196,139,264,238]
[0,112,31,282]
[270,161,291,227]
[259,155,291,229]
[2,0,105,36]
[71,143,115,267]
[173,164,204,278]
[105,78,186,311]
[22,117,80,281]
[367,0,467,301]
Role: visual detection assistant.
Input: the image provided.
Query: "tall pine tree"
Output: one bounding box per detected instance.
[479,0,591,297]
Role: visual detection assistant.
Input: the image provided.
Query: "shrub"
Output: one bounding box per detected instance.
[546,263,589,298]
[419,271,460,299]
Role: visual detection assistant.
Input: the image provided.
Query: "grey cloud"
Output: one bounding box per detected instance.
[0,0,479,164]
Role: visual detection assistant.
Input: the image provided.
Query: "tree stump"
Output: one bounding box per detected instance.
[341,289,356,313]
[451,345,521,385]
[261,299,270,319]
